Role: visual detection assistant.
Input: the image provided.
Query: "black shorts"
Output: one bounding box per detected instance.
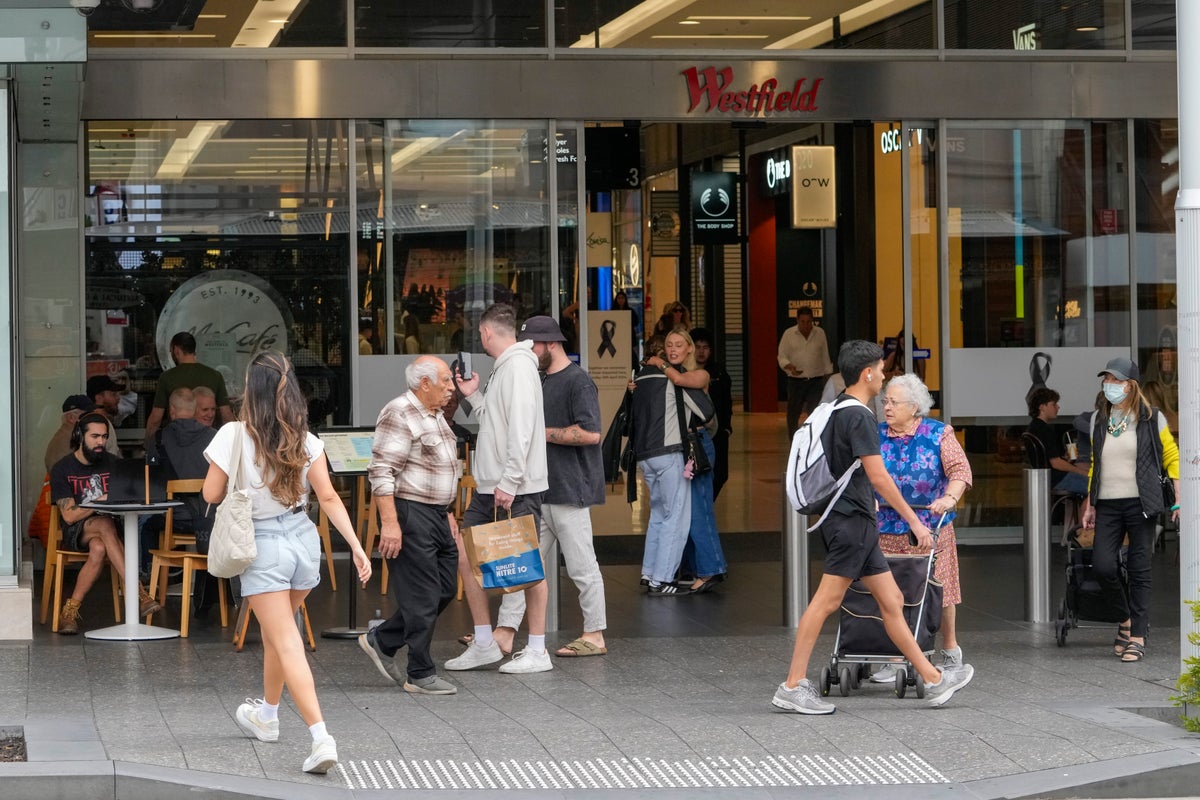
[60,513,117,552]
[821,512,889,579]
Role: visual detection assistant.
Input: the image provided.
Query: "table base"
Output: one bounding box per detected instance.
[85,622,181,641]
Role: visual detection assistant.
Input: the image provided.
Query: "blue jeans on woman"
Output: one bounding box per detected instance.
[683,430,726,579]
[640,452,691,585]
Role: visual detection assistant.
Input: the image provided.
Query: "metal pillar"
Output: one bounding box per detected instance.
[1178,0,1200,673]
[544,538,560,632]
[782,494,809,628]
[1023,467,1052,623]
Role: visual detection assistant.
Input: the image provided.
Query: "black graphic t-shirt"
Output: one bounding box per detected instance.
[50,452,118,507]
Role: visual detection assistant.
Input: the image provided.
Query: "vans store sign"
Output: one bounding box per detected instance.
[682,66,822,116]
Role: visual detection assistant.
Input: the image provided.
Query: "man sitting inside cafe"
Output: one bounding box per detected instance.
[50,413,162,635]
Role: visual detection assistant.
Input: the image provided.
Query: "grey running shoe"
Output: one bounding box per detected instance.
[926,664,974,707]
[358,631,405,684]
[404,675,457,695]
[940,647,963,669]
[870,664,899,684]
[770,680,835,715]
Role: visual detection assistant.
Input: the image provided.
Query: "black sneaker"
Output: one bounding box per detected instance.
[647,582,692,596]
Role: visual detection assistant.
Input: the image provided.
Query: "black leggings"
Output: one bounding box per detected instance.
[1092,498,1155,639]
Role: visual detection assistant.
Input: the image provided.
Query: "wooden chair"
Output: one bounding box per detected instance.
[232,601,316,652]
[144,479,229,637]
[39,504,121,632]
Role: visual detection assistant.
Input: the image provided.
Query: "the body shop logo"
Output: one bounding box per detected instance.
[682,66,822,115]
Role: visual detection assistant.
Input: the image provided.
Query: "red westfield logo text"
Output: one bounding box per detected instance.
[682,66,822,115]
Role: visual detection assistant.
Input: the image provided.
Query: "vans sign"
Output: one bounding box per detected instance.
[682,66,823,116]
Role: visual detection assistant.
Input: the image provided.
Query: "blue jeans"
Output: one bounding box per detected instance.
[640,452,691,585]
[684,430,726,578]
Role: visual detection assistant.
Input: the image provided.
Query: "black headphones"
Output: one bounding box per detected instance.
[70,413,110,451]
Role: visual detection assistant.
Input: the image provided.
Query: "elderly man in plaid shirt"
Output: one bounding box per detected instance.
[360,356,461,695]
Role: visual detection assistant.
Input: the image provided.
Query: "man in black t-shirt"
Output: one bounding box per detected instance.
[1026,388,1089,489]
[488,317,609,657]
[770,341,975,714]
[48,414,162,635]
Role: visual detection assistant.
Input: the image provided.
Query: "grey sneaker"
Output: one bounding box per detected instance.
[403,675,458,695]
[940,647,963,668]
[234,698,279,742]
[870,664,899,683]
[771,680,835,715]
[926,664,974,707]
[358,631,405,684]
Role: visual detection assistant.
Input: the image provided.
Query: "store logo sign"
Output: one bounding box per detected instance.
[765,153,792,192]
[1013,23,1038,50]
[682,66,822,116]
[692,172,738,244]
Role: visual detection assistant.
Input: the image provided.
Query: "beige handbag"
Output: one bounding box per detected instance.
[206,423,257,578]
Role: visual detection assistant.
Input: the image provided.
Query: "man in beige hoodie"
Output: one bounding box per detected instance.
[445,304,552,675]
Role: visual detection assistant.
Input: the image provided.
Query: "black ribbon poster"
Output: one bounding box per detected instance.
[597,320,617,358]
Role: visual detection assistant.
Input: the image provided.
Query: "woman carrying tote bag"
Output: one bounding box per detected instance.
[203,351,372,775]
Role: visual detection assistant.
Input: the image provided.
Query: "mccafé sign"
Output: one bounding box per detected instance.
[682,66,823,116]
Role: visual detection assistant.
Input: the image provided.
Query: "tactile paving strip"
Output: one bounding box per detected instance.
[337,752,946,790]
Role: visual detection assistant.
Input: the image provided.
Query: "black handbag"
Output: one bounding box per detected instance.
[675,385,712,476]
[1151,407,1176,510]
[602,389,633,484]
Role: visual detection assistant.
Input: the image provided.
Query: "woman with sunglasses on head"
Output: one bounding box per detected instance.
[203,351,372,774]
[1080,357,1179,663]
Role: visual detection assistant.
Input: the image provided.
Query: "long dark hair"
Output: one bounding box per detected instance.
[241,351,309,506]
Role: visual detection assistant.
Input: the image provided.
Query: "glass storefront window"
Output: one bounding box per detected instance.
[946,121,1130,350]
[84,119,352,429]
[1134,119,1178,422]
[355,1,546,47]
[1132,1,1175,49]
[357,120,553,358]
[86,0,347,49]
[557,1,933,50]
[944,0,1125,49]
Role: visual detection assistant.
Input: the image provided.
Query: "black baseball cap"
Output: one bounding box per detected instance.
[62,395,95,413]
[518,316,567,343]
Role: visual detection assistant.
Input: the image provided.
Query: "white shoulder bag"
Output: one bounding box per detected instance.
[206,423,257,578]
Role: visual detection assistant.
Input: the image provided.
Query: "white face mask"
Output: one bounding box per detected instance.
[1103,383,1129,405]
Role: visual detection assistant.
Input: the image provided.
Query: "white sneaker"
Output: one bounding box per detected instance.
[445,640,503,671]
[234,698,279,743]
[302,735,338,774]
[870,664,899,684]
[498,647,553,674]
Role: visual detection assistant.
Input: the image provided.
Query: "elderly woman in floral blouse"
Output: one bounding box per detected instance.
[870,373,973,684]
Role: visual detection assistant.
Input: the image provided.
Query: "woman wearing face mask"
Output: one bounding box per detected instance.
[1080,357,1179,663]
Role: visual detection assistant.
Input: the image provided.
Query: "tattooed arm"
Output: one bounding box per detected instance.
[546,425,600,447]
[56,496,99,525]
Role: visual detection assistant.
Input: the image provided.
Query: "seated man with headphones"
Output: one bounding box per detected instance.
[48,413,163,635]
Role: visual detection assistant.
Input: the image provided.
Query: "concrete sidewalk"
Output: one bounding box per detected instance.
[2,550,1199,798]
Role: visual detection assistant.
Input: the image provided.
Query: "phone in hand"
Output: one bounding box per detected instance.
[458,351,473,380]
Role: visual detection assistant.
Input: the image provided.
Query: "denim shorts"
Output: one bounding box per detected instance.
[239,510,321,597]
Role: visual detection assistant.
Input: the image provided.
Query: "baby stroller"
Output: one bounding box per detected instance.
[821,514,945,699]
[1054,528,1129,646]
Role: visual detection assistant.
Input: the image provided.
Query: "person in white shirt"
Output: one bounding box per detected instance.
[777,307,834,437]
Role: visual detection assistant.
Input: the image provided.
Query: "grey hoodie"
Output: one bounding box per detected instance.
[466,340,549,497]
[159,418,216,480]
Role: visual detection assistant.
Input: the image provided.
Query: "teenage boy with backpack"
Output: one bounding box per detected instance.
[771,340,975,714]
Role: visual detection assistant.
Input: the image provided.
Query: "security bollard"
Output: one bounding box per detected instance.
[544,537,560,632]
[782,493,809,628]
[1023,467,1052,622]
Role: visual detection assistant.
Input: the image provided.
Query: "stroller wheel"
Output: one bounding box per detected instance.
[914,672,926,699]
[894,666,908,699]
[1055,617,1068,646]
[850,664,864,690]
[839,666,852,697]
[819,665,833,697]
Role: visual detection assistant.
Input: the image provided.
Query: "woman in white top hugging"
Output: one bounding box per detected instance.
[203,351,372,774]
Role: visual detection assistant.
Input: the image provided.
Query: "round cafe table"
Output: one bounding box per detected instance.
[80,500,183,641]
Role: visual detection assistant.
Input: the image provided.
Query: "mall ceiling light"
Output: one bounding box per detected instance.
[233,0,302,47]
[390,130,467,172]
[154,121,224,180]
[570,0,694,48]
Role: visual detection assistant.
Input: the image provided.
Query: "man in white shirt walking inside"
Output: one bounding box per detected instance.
[777,307,833,437]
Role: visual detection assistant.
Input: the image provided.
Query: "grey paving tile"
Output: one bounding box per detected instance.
[25,739,109,761]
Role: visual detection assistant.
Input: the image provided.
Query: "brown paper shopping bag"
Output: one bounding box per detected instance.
[463,512,545,593]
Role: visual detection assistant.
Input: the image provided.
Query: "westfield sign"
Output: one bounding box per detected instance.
[682,66,823,115]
